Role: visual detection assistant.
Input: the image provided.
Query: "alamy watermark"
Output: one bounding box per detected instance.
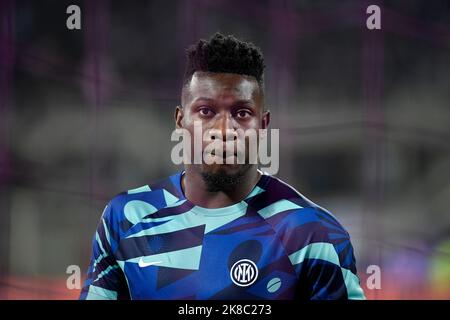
[66,265,81,290]
[66,4,381,31]
[170,121,280,175]
[66,263,382,291]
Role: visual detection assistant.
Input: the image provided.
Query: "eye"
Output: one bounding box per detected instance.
[235,109,252,119]
[198,107,214,117]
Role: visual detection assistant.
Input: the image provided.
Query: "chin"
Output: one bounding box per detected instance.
[202,163,243,175]
[200,164,251,192]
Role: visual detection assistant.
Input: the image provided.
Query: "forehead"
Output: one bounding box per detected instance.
[185,71,261,104]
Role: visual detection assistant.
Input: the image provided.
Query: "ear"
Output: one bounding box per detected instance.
[174,106,184,129]
[261,110,270,129]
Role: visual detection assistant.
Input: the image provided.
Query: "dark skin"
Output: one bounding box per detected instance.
[175,71,270,208]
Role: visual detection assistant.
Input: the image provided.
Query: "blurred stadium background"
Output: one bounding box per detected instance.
[0,0,449,299]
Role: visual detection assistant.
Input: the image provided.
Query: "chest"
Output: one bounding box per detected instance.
[119,229,298,299]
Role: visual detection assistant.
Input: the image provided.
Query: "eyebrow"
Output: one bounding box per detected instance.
[192,97,254,105]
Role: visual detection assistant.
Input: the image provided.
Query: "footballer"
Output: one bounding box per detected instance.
[80,32,366,300]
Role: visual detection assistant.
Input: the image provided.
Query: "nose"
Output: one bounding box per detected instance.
[207,113,237,142]
[217,113,237,141]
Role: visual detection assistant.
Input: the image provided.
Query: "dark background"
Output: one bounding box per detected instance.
[0,0,449,299]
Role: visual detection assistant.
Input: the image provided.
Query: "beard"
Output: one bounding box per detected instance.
[200,164,252,192]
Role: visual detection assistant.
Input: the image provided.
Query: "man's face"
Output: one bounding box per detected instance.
[175,71,270,186]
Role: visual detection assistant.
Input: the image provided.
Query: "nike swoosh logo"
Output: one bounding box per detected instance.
[138,258,163,268]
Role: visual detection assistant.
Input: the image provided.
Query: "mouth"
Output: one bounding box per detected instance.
[206,149,244,165]
[210,150,238,158]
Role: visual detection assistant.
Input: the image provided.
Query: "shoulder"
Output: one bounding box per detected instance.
[255,174,355,270]
[255,174,347,235]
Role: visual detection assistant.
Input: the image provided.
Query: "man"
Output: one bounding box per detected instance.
[80,32,365,300]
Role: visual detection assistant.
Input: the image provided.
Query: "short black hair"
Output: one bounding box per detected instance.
[183,32,265,90]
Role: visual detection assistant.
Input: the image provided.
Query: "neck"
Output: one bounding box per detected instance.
[181,165,261,208]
